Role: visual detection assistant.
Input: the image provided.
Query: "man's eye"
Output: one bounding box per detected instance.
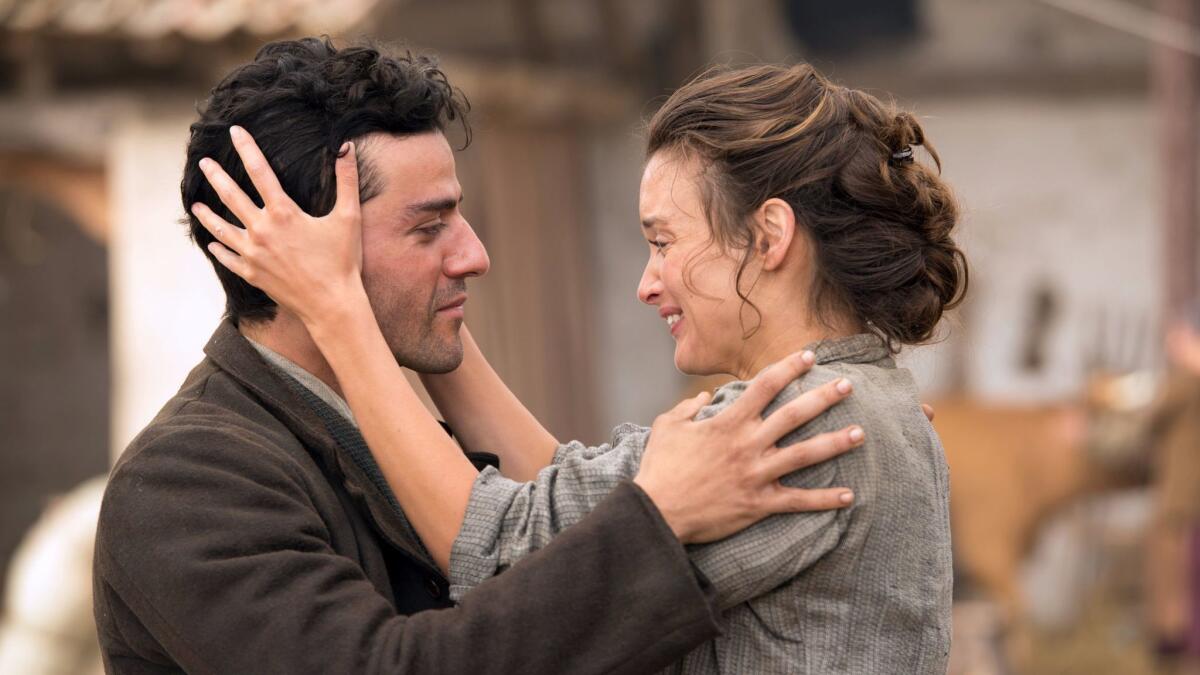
[651,239,669,253]
[418,223,446,236]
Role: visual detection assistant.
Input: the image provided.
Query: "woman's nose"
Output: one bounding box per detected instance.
[637,257,662,305]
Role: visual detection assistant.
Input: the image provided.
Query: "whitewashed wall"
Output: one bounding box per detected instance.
[586,126,688,431]
[901,96,1160,401]
[108,112,226,459]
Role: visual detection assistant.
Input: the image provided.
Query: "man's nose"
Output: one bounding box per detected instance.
[637,256,662,305]
[445,220,490,278]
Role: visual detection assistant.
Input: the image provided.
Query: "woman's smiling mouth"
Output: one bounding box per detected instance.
[661,308,684,336]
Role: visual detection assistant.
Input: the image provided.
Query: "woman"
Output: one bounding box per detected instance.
[196,63,965,673]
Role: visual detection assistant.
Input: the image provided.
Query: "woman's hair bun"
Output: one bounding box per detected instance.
[836,92,966,346]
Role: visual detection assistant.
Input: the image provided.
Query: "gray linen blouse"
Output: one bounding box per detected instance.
[449,334,953,674]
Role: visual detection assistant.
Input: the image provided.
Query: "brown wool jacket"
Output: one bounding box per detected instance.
[92,320,721,675]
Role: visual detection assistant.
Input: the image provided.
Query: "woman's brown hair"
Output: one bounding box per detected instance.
[646,63,968,349]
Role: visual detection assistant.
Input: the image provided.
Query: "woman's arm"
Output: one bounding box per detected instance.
[313,294,480,570]
[448,375,863,602]
[192,126,858,572]
[419,327,560,481]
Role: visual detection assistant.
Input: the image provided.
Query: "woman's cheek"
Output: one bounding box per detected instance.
[659,253,681,295]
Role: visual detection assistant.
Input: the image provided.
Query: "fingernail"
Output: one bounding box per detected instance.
[198,157,212,171]
[836,378,852,394]
[800,350,815,365]
[849,426,864,443]
[229,125,244,139]
[338,141,351,157]
[839,491,854,504]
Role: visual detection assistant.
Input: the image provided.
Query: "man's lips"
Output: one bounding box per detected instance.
[436,295,467,316]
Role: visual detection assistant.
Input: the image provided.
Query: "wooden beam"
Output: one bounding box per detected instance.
[596,0,638,77]
[511,0,551,63]
[1155,0,1199,322]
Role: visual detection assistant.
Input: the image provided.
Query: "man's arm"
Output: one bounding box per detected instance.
[96,427,718,675]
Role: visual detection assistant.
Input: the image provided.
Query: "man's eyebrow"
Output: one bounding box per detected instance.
[406,194,464,216]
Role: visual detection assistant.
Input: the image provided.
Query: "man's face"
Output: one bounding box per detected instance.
[357,131,489,373]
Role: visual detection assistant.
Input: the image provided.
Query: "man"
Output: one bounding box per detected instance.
[93,38,856,674]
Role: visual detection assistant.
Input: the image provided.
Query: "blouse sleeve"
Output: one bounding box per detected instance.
[448,424,652,599]
[450,369,859,611]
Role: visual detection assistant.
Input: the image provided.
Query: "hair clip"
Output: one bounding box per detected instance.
[889,146,914,166]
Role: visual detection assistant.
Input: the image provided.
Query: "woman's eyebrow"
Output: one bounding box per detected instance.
[641,214,666,230]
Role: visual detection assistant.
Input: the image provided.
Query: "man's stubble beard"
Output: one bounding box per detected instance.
[366,279,467,374]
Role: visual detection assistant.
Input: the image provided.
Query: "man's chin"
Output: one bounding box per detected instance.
[394,339,464,374]
[417,351,464,374]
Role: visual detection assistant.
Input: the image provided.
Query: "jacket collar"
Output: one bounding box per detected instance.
[202,319,441,573]
[203,319,335,462]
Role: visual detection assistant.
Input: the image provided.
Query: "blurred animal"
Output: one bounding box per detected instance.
[934,372,1156,668]
[935,291,1160,668]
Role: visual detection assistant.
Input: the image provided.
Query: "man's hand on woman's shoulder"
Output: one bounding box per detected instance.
[635,350,865,544]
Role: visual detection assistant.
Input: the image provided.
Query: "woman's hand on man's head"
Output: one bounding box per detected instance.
[191,126,369,329]
[634,350,865,544]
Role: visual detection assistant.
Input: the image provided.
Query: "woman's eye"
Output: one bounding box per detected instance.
[651,239,669,254]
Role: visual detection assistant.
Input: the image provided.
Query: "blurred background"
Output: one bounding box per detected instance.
[0,0,1198,673]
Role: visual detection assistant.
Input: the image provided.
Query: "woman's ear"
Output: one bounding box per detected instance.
[755,198,796,271]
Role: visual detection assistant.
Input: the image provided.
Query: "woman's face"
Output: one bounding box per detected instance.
[637,151,755,376]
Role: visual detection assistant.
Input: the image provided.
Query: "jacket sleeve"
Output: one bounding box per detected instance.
[93,426,719,675]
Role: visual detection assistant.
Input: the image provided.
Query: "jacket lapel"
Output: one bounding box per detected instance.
[286,379,438,568]
[201,320,441,574]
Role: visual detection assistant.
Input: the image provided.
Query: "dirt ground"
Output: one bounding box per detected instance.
[1025,595,1160,675]
[954,501,1189,675]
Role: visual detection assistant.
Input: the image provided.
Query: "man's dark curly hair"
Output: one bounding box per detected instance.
[182,37,470,324]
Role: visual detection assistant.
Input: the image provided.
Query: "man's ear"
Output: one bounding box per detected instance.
[755,198,797,271]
